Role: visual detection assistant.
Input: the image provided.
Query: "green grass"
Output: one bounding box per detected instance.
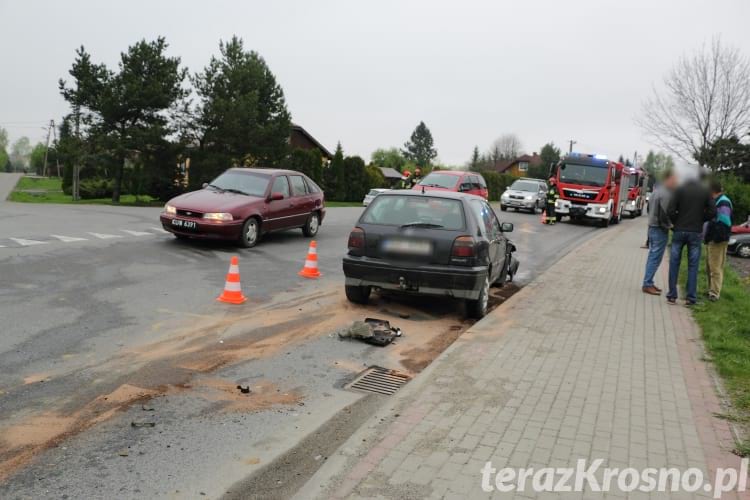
[681,254,750,454]
[14,176,64,191]
[8,176,160,207]
[325,201,363,207]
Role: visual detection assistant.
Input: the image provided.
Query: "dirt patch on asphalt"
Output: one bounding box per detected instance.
[184,378,302,412]
[22,373,51,385]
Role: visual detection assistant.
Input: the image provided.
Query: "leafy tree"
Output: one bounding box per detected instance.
[288,148,324,186]
[30,142,47,175]
[370,147,407,172]
[698,136,750,178]
[10,136,32,171]
[192,36,291,177]
[0,127,8,151]
[531,142,561,179]
[0,149,9,172]
[343,155,367,201]
[402,121,437,167]
[59,39,188,202]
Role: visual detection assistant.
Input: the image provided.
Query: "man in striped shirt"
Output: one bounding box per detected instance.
[704,180,733,301]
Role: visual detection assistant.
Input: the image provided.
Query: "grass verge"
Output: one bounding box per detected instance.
[681,253,750,455]
[8,176,160,207]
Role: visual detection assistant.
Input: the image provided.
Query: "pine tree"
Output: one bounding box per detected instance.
[469,146,481,171]
[402,121,437,167]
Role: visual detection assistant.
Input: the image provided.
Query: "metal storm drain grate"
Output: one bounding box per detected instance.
[346,366,411,396]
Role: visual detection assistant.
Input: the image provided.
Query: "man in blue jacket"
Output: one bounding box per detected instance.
[704,180,733,301]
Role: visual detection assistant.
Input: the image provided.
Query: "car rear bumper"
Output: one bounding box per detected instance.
[160,214,244,240]
[343,256,487,300]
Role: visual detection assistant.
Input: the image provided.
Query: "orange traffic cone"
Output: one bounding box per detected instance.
[298,241,322,279]
[217,256,247,304]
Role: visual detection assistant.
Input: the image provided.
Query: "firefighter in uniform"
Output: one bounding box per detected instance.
[544,176,559,224]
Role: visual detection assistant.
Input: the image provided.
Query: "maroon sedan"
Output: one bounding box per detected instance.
[160,168,325,247]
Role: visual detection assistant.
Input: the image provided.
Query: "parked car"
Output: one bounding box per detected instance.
[412,171,488,199]
[160,168,325,248]
[732,219,750,234]
[500,178,548,213]
[729,233,750,258]
[343,190,518,318]
[363,188,390,206]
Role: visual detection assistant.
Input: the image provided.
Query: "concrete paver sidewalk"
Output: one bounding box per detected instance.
[296,219,748,499]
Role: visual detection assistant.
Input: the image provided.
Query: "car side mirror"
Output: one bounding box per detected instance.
[268,192,285,201]
[202,182,209,189]
[500,222,514,233]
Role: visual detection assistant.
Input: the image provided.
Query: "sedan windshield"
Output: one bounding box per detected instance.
[208,171,270,197]
[509,181,540,192]
[559,163,609,187]
[417,173,460,189]
[362,196,465,230]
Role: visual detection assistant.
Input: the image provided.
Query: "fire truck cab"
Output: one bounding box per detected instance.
[552,153,630,228]
[622,166,648,218]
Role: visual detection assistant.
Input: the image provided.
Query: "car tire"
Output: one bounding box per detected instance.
[600,217,610,228]
[467,276,490,319]
[302,211,320,237]
[737,244,750,259]
[345,284,371,304]
[239,217,260,248]
[500,205,507,211]
[174,234,189,241]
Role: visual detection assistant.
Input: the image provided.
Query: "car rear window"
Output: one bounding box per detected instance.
[361,195,465,230]
[418,172,460,189]
[289,175,307,195]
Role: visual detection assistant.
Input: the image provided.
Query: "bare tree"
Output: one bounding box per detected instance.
[637,37,750,162]
[491,133,523,161]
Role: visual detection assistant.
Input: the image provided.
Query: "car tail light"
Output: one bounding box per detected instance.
[348,227,365,255]
[451,235,476,261]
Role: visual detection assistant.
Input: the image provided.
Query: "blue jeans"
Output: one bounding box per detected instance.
[668,230,703,302]
[642,226,668,288]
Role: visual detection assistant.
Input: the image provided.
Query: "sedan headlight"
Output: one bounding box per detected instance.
[203,212,233,221]
[501,192,509,199]
[729,238,737,245]
[164,204,176,215]
[525,195,533,201]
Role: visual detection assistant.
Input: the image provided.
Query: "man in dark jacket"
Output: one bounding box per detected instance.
[666,176,716,305]
[641,169,676,295]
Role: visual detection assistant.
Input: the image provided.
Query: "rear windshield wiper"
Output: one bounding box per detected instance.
[400,222,445,229]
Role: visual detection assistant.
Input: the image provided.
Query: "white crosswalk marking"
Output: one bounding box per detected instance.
[51,235,88,243]
[9,238,47,246]
[121,230,153,236]
[88,232,122,239]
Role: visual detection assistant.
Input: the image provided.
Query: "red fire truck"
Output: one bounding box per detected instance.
[622,166,648,218]
[552,153,630,228]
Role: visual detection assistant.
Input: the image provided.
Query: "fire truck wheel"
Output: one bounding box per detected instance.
[600,218,610,228]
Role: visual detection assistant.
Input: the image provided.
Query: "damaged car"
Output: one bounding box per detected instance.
[343,190,519,318]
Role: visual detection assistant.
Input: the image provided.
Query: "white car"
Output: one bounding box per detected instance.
[363,188,390,206]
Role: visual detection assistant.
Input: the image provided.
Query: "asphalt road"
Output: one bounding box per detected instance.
[0,192,604,499]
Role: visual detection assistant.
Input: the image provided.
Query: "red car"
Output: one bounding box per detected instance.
[160,168,325,247]
[411,171,489,199]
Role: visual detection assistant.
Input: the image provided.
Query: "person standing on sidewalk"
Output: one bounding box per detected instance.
[642,169,676,295]
[666,175,716,306]
[704,180,733,301]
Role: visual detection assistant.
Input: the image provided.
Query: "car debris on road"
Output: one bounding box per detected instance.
[338,318,402,347]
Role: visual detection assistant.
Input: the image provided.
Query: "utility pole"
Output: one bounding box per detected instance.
[42,119,53,177]
[51,120,61,178]
[568,139,577,153]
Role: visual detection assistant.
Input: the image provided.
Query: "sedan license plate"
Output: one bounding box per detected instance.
[171,219,198,231]
[382,239,432,256]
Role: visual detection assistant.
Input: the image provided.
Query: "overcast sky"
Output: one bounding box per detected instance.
[1,0,748,165]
